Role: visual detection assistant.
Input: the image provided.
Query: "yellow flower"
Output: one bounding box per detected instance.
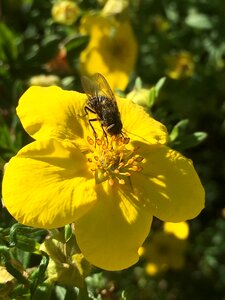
[163,221,189,240]
[151,15,170,32]
[102,0,129,16]
[145,263,160,276]
[79,14,138,91]
[165,51,195,80]
[51,0,80,26]
[144,231,187,275]
[2,85,204,271]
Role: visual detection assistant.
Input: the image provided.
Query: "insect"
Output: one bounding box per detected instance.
[81,73,123,138]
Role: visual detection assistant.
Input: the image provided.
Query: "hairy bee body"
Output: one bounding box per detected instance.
[82,73,123,136]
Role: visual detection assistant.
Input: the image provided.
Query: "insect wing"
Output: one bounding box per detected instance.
[92,73,116,102]
[81,75,99,100]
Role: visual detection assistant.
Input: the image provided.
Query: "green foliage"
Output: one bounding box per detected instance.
[0,0,225,299]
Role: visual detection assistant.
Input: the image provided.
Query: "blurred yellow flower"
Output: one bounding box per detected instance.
[102,0,129,16]
[2,84,204,271]
[51,0,80,26]
[28,74,60,87]
[79,14,138,90]
[165,51,195,79]
[144,231,187,275]
[145,262,159,276]
[152,15,170,32]
[163,221,189,240]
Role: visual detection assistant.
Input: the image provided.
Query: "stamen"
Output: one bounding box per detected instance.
[118,179,125,185]
[134,155,144,162]
[127,158,134,165]
[119,162,125,168]
[129,166,139,171]
[108,178,114,186]
[86,134,144,186]
[96,139,102,145]
[116,137,123,145]
[87,136,94,145]
[123,137,130,144]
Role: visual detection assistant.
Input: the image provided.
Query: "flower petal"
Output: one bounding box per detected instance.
[75,183,153,271]
[2,139,96,228]
[132,145,205,222]
[117,98,168,145]
[17,86,87,141]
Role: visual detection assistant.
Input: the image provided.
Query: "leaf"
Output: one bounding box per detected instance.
[65,35,90,53]
[5,262,28,285]
[134,77,143,90]
[64,35,89,67]
[149,77,166,107]
[64,224,72,242]
[179,132,208,150]
[185,11,213,29]
[0,22,18,62]
[30,254,49,291]
[155,77,166,96]
[169,119,190,142]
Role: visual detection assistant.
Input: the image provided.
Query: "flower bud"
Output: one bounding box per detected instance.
[127,88,150,107]
[51,1,80,26]
[40,235,91,287]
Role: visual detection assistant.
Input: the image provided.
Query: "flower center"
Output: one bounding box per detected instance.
[86,135,144,186]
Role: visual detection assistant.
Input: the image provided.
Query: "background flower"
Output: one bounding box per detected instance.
[142,222,189,276]
[165,51,195,79]
[79,14,138,90]
[51,0,80,26]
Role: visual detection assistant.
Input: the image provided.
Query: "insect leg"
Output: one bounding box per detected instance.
[101,123,108,144]
[83,106,96,117]
[88,118,99,137]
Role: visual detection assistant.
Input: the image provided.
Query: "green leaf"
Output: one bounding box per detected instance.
[38,35,61,62]
[134,77,143,90]
[154,77,166,96]
[169,119,189,142]
[30,254,49,291]
[32,283,53,300]
[178,132,208,150]
[0,22,18,62]
[64,224,73,242]
[185,10,213,29]
[148,77,166,107]
[65,35,89,68]
[65,35,90,53]
[5,262,29,285]
[9,223,47,248]
[0,157,6,171]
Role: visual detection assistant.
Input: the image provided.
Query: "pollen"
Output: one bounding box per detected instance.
[86,135,144,185]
